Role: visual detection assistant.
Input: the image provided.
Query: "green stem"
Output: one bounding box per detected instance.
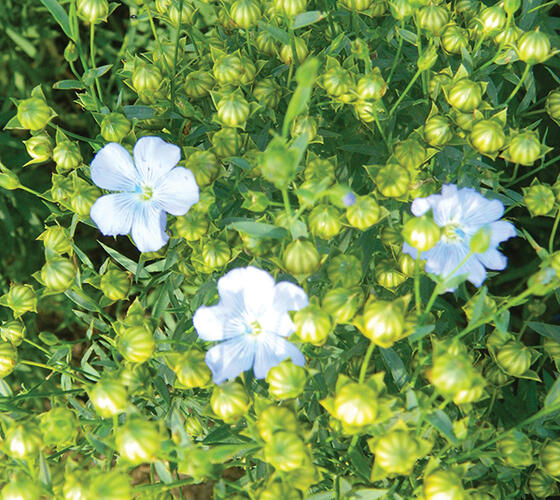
[20,360,88,385]
[414,254,422,315]
[505,64,531,105]
[171,0,185,112]
[281,188,293,225]
[387,22,404,85]
[505,153,560,188]
[389,69,421,117]
[359,342,375,383]
[90,23,103,105]
[245,29,253,58]
[548,209,560,253]
[374,117,389,149]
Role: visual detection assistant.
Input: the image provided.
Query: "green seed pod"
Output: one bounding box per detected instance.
[529,469,557,498]
[217,92,250,128]
[279,37,308,65]
[283,239,320,276]
[494,24,522,45]
[77,0,109,23]
[470,119,506,155]
[88,470,132,500]
[5,421,42,458]
[37,225,73,257]
[100,113,131,142]
[213,53,244,86]
[334,382,378,428]
[478,5,506,35]
[503,0,520,15]
[345,195,381,230]
[291,115,318,141]
[253,78,282,108]
[201,240,231,270]
[0,166,20,191]
[417,5,449,36]
[274,0,307,17]
[116,416,161,464]
[69,181,100,217]
[308,205,342,239]
[374,430,421,474]
[424,115,453,147]
[53,140,82,172]
[338,0,373,11]
[356,68,387,100]
[429,353,473,399]
[402,215,441,252]
[322,66,353,98]
[497,430,533,468]
[545,89,560,123]
[375,260,407,289]
[184,70,214,98]
[0,342,17,378]
[51,173,74,203]
[211,381,251,423]
[39,407,78,448]
[442,24,469,54]
[100,266,131,301]
[17,96,53,131]
[354,100,384,123]
[424,469,465,500]
[517,29,551,65]
[258,482,301,500]
[322,287,362,323]
[117,325,155,364]
[256,30,277,56]
[177,447,216,482]
[455,0,478,19]
[523,183,555,217]
[0,284,37,318]
[540,440,560,477]
[398,252,416,277]
[543,336,560,364]
[264,431,307,471]
[484,361,510,385]
[132,62,162,96]
[40,257,75,292]
[1,476,40,500]
[376,164,410,198]
[293,305,332,345]
[0,320,25,346]
[230,0,261,28]
[168,2,195,27]
[211,127,244,157]
[89,377,128,418]
[502,130,542,166]
[185,415,205,438]
[174,210,209,241]
[362,298,407,347]
[184,150,219,187]
[496,341,532,376]
[23,133,53,164]
[528,267,559,296]
[327,254,362,287]
[394,139,427,171]
[266,361,306,399]
[447,78,483,112]
[256,406,299,442]
[172,350,212,389]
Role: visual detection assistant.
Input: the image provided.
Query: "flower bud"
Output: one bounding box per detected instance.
[322,287,362,323]
[417,44,439,72]
[517,29,551,65]
[64,41,79,62]
[230,0,261,28]
[424,469,465,500]
[88,471,131,500]
[266,360,306,399]
[0,166,20,190]
[184,70,214,98]
[264,431,307,471]
[174,210,209,241]
[0,342,17,378]
[375,260,407,289]
[274,0,307,17]
[100,266,131,301]
[447,78,483,112]
[40,407,78,448]
[418,5,449,36]
[0,320,25,346]
[256,406,299,442]
[217,92,250,128]
[116,325,155,364]
[1,476,40,500]
[89,377,128,417]
[5,421,42,458]
[496,341,532,376]
[470,226,491,254]
[23,133,53,164]
[40,257,76,292]
[523,183,555,217]
[37,226,72,257]
[470,119,506,155]
[346,195,381,230]
[77,0,109,23]
[17,96,53,131]
[374,430,421,474]
[540,440,560,477]
[442,24,468,54]
[529,469,557,498]
[502,130,542,166]
[361,297,408,347]
[53,141,82,173]
[546,89,560,123]
[334,382,378,428]
[100,113,131,142]
[172,350,212,389]
[116,416,161,464]
[375,164,410,198]
[280,38,308,65]
[402,215,441,252]
[211,127,244,157]
[478,5,506,35]
[308,205,342,239]
[211,381,250,423]
[356,69,386,100]
[185,150,220,187]
[327,254,362,287]
[201,240,231,270]
[497,430,533,468]
[0,284,37,318]
[424,115,453,147]
[283,239,320,276]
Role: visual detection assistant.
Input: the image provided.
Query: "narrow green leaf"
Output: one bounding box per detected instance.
[5,28,37,58]
[98,242,151,278]
[380,348,409,389]
[545,377,560,409]
[40,0,74,40]
[426,410,458,444]
[227,219,288,239]
[351,489,390,500]
[292,11,325,30]
[53,79,86,90]
[257,21,290,46]
[123,105,155,119]
[528,321,560,342]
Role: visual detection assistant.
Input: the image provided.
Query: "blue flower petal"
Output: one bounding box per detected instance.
[130,203,169,253]
[90,193,138,236]
[133,136,181,186]
[205,336,256,384]
[91,143,139,191]
[477,248,508,270]
[193,304,247,341]
[461,256,487,287]
[253,333,305,379]
[153,167,199,216]
[488,220,517,246]
[459,188,505,226]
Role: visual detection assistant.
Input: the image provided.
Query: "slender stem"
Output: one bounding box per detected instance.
[387,22,404,85]
[20,360,88,385]
[549,209,560,253]
[90,23,103,104]
[245,29,253,58]
[389,69,421,116]
[171,0,185,111]
[281,188,293,224]
[414,254,422,315]
[374,117,389,149]
[505,64,531,105]
[359,342,375,383]
[505,153,560,188]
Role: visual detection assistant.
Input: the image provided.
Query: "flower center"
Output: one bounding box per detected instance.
[245,320,262,336]
[135,184,153,201]
[442,223,465,243]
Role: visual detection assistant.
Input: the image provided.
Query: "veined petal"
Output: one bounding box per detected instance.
[411,194,440,217]
[91,143,138,191]
[488,220,516,246]
[205,337,255,384]
[273,282,309,313]
[459,188,505,226]
[433,185,461,226]
[153,167,199,216]
[193,304,246,341]
[130,203,169,253]
[253,334,305,379]
[477,248,508,270]
[461,256,487,287]
[90,193,138,236]
[133,136,181,185]
[260,310,296,338]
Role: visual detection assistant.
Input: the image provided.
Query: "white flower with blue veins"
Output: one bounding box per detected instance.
[403,184,516,287]
[193,266,309,384]
[89,136,199,253]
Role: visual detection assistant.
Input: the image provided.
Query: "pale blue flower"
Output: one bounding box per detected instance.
[403,184,516,287]
[89,136,199,253]
[193,266,309,384]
